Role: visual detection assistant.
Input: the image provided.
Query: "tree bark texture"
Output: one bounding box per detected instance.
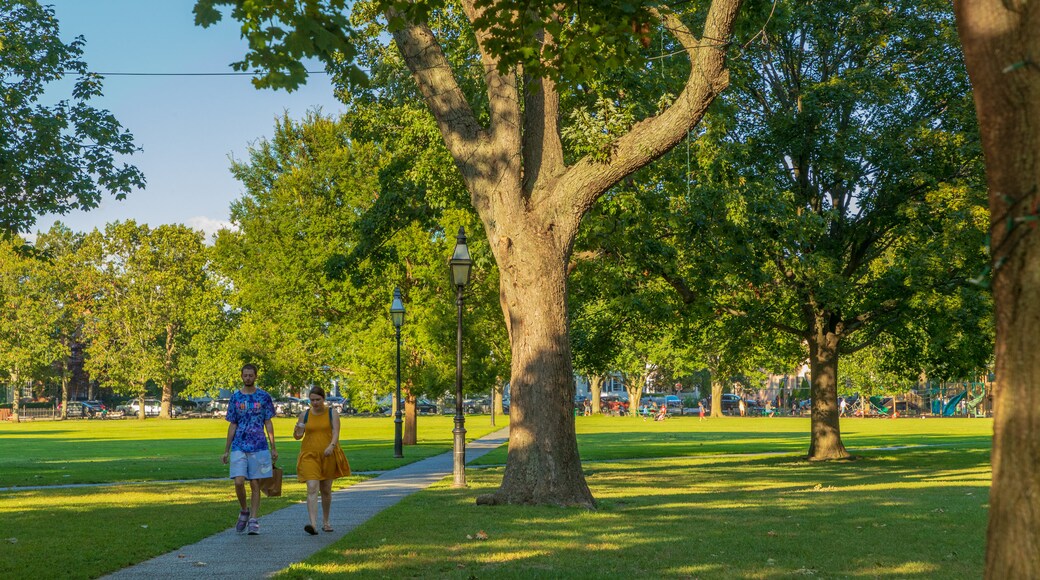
[589,375,604,415]
[392,0,743,507]
[807,314,850,460]
[710,381,724,418]
[480,237,593,506]
[954,2,1040,576]
[404,393,417,446]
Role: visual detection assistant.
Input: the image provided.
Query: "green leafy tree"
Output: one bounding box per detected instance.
[195,0,744,507]
[212,111,508,442]
[0,236,63,416]
[82,222,220,418]
[0,0,144,234]
[31,223,99,419]
[594,0,988,458]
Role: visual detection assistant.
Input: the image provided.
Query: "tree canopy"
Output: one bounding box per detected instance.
[0,0,144,234]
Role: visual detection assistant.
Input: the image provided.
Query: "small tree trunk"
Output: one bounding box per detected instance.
[137,391,147,421]
[710,381,724,418]
[477,243,594,508]
[626,380,645,418]
[60,364,70,420]
[11,370,19,421]
[493,381,505,416]
[589,375,604,415]
[404,392,417,446]
[806,314,850,460]
[160,379,174,419]
[954,2,1040,575]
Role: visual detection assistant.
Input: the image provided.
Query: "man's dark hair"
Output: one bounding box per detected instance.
[241,363,259,374]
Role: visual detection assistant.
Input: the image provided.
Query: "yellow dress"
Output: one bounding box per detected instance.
[296,407,351,481]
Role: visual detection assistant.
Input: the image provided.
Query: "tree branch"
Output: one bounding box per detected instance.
[387,7,490,206]
[547,1,744,228]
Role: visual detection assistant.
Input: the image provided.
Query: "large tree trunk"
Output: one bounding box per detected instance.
[806,314,850,460]
[478,241,594,507]
[392,0,742,507]
[954,2,1040,576]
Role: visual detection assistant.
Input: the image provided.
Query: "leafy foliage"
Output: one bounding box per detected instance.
[0,1,144,234]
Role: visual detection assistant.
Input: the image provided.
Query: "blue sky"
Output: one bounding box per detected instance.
[33,0,346,240]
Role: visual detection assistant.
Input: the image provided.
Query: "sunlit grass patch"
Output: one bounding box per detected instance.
[278,444,988,579]
[0,416,508,486]
[0,477,364,579]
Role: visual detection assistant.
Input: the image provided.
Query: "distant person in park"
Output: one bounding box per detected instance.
[654,404,668,421]
[221,363,277,535]
[738,398,747,417]
[839,397,848,417]
[698,400,706,421]
[294,386,350,535]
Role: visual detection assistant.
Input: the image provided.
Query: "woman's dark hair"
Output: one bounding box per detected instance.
[309,386,326,399]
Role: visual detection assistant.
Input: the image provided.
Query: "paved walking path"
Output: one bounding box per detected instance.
[104,427,510,579]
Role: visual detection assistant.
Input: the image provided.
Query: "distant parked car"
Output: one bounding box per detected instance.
[275,397,305,417]
[210,398,230,418]
[65,400,105,418]
[119,398,171,417]
[416,398,438,415]
[464,398,491,414]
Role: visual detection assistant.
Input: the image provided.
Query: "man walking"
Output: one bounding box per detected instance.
[221,363,277,535]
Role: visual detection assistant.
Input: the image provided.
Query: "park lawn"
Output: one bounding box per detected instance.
[0,415,509,487]
[0,477,364,579]
[471,415,994,465]
[279,444,990,579]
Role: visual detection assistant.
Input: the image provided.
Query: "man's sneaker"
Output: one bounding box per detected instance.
[235,510,250,533]
[247,518,260,535]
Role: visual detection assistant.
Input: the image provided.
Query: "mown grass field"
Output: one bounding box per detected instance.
[0,414,508,487]
[0,415,991,579]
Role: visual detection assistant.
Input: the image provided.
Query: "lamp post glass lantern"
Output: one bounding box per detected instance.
[450,227,472,487]
[390,288,405,458]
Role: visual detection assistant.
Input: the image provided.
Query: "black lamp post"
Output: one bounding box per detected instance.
[449,226,472,487]
[390,287,406,459]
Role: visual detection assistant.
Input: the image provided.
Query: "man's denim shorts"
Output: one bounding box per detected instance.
[228,449,273,480]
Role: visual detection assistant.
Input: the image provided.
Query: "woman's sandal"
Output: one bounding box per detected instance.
[304,524,318,535]
[322,524,334,533]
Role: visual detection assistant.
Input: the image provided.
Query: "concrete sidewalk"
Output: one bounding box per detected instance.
[105,427,510,579]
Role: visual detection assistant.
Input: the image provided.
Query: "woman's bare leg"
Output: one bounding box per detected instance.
[320,479,333,528]
[306,479,320,528]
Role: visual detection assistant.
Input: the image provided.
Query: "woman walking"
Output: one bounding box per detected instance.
[293,386,350,535]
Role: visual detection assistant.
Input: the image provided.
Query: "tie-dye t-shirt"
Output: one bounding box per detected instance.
[226,389,276,452]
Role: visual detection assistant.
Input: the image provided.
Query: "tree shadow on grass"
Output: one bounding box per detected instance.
[281,446,989,579]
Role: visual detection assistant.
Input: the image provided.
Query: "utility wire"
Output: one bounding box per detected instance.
[89,70,331,76]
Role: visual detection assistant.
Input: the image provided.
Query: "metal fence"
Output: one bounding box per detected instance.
[5,406,58,421]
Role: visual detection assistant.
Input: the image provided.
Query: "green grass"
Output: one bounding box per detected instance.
[472,415,994,465]
[280,417,992,579]
[0,415,509,487]
[0,478,361,579]
[1,416,991,579]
